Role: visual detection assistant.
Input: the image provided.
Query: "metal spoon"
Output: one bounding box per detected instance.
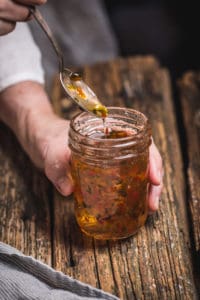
[29,7,108,118]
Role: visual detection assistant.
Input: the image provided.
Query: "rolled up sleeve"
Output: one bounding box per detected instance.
[0,22,44,92]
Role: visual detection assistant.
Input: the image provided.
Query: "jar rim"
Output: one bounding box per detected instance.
[70,107,149,143]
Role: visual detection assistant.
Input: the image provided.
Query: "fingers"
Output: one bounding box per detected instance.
[0,19,15,35]
[148,182,163,212]
[15,0,47,5]
[149,140,163,185]
[0,0,30,22]
[148,140,164,212]
[0,0,46,35]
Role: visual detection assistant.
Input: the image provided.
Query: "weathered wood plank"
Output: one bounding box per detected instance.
[51,56,198,299]
[0,124,52,264]
[178,72,200,252]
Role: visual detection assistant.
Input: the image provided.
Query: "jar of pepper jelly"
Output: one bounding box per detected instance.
[69,107,151,240]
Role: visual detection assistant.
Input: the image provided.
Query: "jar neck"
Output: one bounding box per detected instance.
[69,107,151,161]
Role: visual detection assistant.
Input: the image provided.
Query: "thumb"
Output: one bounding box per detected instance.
[44,144,74,196]
[54,172,74,196]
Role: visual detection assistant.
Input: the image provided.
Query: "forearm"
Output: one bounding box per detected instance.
[0,81,60,168]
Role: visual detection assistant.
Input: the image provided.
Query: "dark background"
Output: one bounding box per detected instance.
[104,0,200,80]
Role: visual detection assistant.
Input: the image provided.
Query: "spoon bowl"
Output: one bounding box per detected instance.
[60,69,108,117]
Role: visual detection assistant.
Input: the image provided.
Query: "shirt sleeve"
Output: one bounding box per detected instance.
[0,22,44,92]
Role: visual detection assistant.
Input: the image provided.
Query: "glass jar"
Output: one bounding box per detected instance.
[69,107,151,240]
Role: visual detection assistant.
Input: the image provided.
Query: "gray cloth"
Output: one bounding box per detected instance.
[0,242,119,300]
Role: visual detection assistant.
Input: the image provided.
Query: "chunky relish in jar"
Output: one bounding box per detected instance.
[69,107,151,240]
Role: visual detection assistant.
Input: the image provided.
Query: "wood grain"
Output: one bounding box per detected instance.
[178,72,200,253]
[51,56,198,299]
[0,124,52,264]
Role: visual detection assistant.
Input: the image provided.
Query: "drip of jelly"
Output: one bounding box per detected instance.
[103,118,109,137]
[89,118,130,139]
[102,117,130,139]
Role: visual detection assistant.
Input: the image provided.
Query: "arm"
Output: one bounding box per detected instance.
[0,80,163,208]
[0,81,74,196]
[0,6,162,208]
[0,20,73,196]
[0,22,44,91]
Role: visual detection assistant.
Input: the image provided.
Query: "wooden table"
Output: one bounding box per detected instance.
[0,56,199,299]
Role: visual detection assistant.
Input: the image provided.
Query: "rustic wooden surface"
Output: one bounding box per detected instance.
[0,56,199,299]
[0,124,52,264]
[178,72,200,252]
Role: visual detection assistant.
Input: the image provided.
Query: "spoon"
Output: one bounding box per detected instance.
[29,7,108,118]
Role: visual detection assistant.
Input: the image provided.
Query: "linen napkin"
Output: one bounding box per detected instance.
[0,242,119,300]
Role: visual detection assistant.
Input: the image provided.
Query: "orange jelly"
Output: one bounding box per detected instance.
[69,107,151,240]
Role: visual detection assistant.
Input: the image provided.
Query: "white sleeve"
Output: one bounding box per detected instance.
[0,22,44,92]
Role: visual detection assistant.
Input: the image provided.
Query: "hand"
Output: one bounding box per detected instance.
[40,121,163,213]
[0,81,74,195]
[0,0,46,35]
[148,140,163,213]
[39,117,74,196]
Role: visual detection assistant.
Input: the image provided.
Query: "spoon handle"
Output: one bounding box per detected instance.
[29,7,64,72]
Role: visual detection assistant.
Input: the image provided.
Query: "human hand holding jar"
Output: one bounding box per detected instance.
[0,82,162,239]
[41,115,162,217]
[24,103,163,239]
[68,107,163,240]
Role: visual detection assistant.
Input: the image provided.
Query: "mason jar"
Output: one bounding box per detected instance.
[69,107,151,240]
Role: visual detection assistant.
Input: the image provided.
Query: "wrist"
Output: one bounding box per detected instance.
[26,110,69,169]
[0,81,67,169]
